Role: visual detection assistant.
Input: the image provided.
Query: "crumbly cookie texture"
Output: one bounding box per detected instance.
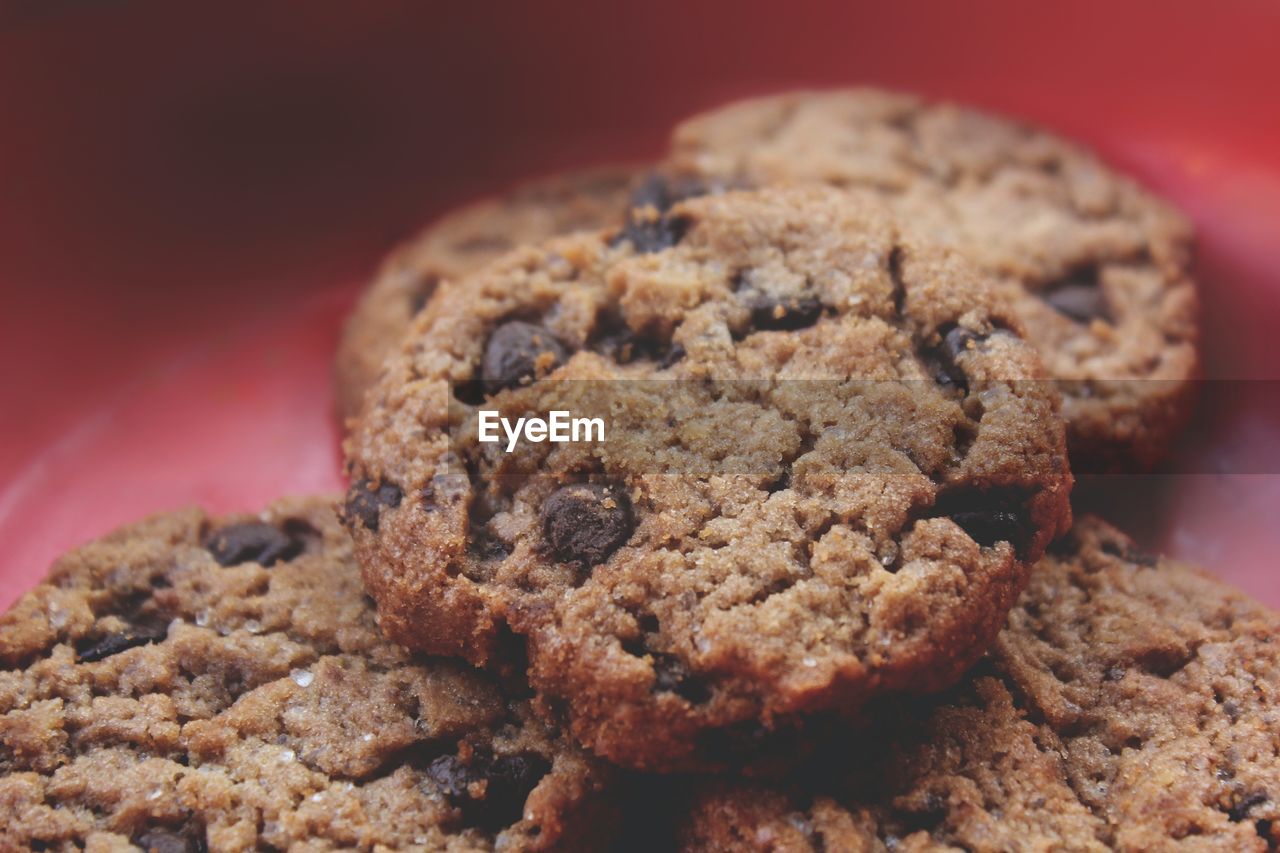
[679,516,1280,852]
[669,89,1201,471]
[0,498,614,852]
[334,167,639,423]
[343,185,1073,771]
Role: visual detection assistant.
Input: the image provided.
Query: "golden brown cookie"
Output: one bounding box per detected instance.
[668,89,1200,471]
[0,498,615,852]
[679,516,1280,851]
[343,185,1073,771]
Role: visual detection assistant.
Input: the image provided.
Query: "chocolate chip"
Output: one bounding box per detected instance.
[482,321,567,393]
[949,509,1027,548]
[592,320,683,367]
[630,175,674,212]
[425,754,479,800]
[541,483,634,566]
[1042,268,1111,324]
[203,522,301,567]
[628,173,708,213]
[923,356,961,391]
[611,174,701,254]
[1229,792,1270,822]
[425,751,550,831]
[593,326,641,364]
[651,653,712,704]
[75,627,167,663]
[453,378,487,405]
[133,827,206,853]
[750,296,824,331]
[612,210,692,254]
[658,343,686,368]
[927,488,1033,555]
[343,478,403,532]
[923,325,981,392]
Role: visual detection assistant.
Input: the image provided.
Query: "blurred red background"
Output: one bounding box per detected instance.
[1,0,1278,608]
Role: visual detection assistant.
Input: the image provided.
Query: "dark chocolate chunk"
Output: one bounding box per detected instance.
[75,627,167,663]
[541,483,634,566]
[592,320,683,367]
[343,479,403,533]
[927,488,1033,555]
[627,173,708,213]
[1042,267,1111,323]
[1229,792,1270,823]
[612,174,703,254]
[948,509,1028,548]
[452,378,487,405]
[611,210,692,254]
[658,343,686,368]
[593,326,643,364]
[651,653,712,704]
[943,325,979,360]
[203,522,302,567]
[133,827,206,853]
[482,321,568,393]
[923,324,982,392]
[425,751,550,831]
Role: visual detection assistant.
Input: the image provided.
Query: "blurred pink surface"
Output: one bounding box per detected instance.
[1,1,1278,610]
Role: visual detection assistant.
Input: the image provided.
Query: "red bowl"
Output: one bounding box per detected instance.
[2,1,1279,609]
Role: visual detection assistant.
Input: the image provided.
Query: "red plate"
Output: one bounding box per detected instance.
[2,2,1278,609]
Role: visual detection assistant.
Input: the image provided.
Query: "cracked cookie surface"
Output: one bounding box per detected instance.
[679,516,1280,851]
[0,498,614,852]
[343,185,1073,770]
[669,89,1200,470]
[334,167,639,423]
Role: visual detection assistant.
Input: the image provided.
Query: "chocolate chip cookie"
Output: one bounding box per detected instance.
[334,166,639,422]
[0,498,614,851]
[343,185,1073,770]
[668,89,1201,470]
[679,516,1280,851]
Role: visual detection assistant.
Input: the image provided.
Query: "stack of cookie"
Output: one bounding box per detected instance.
[2,90,1274,852]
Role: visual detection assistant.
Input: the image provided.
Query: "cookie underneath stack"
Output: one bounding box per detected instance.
[679,517,1280,851]
[0,499,614,851]
[4,88,1272,852]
